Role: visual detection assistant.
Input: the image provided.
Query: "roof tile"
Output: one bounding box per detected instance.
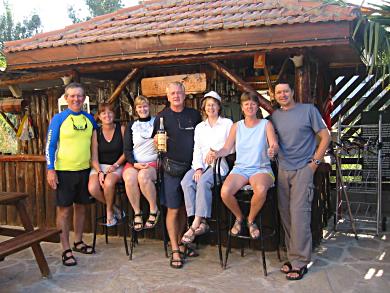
[4,0,359,53]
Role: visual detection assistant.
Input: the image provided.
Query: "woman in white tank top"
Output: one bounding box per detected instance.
[206,92,278,239]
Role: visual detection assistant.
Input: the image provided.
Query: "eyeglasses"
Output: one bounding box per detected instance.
[177,118,195,131]
[71,116,88,131]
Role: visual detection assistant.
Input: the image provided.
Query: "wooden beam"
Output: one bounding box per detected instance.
[0,70,77,86]
[208,61,273,113]
[0,155,46,162]
[107,68,139,104]
[0,112,17,133]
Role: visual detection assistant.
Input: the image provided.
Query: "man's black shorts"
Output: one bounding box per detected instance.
[56,169,92,207]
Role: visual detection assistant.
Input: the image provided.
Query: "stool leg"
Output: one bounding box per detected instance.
[119,193,129,256]
[92,202,98,253]
[160,206,169,258]
[259,214,267,276]
[216,193,223,268]
[101,203,108,244]
[224,213,233,269]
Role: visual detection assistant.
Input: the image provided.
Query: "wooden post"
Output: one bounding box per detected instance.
[208,61,273,114]
[108,68,139,104]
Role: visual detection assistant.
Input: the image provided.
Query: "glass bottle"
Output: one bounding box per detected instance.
[157,117,167,153]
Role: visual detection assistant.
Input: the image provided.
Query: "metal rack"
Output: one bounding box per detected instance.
[334,114,383,235]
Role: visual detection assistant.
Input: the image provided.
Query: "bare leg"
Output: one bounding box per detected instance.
[123,167,141,214]
[103,173,121,221]
[220,174,248,220]
[57,206,72,251]
[166,207,181,265]
[247,173,273,223]
[73,203,86,243]
[138,168,158,212]
[88,174,105,204]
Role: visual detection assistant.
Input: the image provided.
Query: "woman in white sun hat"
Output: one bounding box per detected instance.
[180,91,233,244]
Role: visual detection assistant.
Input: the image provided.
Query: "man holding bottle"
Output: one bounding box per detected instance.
[153,81,202,269]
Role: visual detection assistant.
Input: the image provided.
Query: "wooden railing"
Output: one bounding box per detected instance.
[0,155,94,232]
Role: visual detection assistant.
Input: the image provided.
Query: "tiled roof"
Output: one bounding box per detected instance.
[4,0,359,53]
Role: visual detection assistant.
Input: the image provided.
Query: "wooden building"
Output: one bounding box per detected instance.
[0,0,385,232]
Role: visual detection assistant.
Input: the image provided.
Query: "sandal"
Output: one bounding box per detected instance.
[286,266,308,281]
[133,213,144,232]
[178,243,199,258]
[230,219,243,236]
[144,210,160,229]
[194,220,210,236]
[113,205,125,220]
[106,216,118,227]
[72,240,94,254]
[280,261,292,274]
[247,221,260,239]
[62,249,77,266]
[181,227,196,244]
[170,250,183,269]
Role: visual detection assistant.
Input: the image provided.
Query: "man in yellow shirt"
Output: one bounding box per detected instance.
[46,83,97,266]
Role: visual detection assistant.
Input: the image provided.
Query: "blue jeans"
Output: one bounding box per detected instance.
[181,168,214,218]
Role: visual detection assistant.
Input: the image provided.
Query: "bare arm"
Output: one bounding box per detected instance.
[205,123,237,164]
[314,128,331,160]
[266,120,279,158]
[309,128,331,171]
[91,130,100,172]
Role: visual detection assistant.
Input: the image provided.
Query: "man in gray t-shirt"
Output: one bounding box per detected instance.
[271,80,330,281]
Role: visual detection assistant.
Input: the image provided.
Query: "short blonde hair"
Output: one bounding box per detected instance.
[134,95,150,107]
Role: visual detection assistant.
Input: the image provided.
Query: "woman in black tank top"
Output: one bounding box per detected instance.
[88,103,126,227]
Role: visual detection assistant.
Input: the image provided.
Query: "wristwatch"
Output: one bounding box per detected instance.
[114,163,120,168]
[310,159,321,165]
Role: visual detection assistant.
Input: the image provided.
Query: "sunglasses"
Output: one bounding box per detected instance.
[71,116,88,131]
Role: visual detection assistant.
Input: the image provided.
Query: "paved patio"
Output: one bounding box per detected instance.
[1,227,389,293]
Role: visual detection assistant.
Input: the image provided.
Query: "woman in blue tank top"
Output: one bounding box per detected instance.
[206,92,278,239]
[89,103,126,227]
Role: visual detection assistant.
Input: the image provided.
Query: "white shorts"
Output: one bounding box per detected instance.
[90,164,123,177]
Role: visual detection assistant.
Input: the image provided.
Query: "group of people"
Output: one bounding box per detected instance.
[46,79,330,281]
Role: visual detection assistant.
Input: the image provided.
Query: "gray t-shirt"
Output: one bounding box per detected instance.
[271,103,326,171]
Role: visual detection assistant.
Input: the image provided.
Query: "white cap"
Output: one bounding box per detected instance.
[203,91,222,102]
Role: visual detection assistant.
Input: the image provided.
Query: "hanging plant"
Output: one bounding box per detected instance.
[352,1,390,82]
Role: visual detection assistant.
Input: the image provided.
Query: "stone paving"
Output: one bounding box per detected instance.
[0,228,389,293]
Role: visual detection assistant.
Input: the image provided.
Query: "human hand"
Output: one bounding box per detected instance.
[98,172,105,188]
[47,170,58,190]
[134,163,148,169]
[205,149,217,165]
[308,161,318,173]
[267,143,278,159]
[192,169,203,183]
[106,165,116,173]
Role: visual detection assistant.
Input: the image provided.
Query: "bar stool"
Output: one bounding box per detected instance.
[128,156,168,260]
[92,182,129,255]
[224,184,281,276]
